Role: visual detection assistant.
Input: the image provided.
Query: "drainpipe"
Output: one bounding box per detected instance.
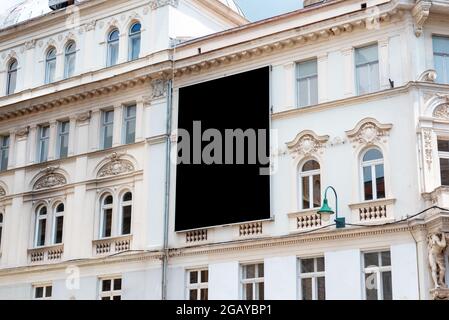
[161,78,173,300]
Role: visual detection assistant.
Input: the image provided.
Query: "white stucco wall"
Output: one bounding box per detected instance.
[264,256,297,299]
[209,261,239,300]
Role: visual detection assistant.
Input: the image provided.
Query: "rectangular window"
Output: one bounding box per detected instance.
[241,263,264,300]
[100,277,122,300]
[433,36,449,84]
[123,105,136,144]
[298,257,325,300]
[363,251,392,300]
[38,125,50,163]
[54,215,64,244]
[57,121,69,159]
[0,135,9,171]
[187,269,208,300]
[101,110,114,149]
[439,139,449,185]
[297,59,318,107]
[34,284,52,300]
[355,44,379,95]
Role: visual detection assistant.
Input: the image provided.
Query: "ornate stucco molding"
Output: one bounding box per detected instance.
[418,69,437,82]
[151,79,167,99]
[97,152,135,178]
[0,186,5,197]
[433,104,449,120]
[412,0,432,37]
[286,130,329,158]
[423,128,434,170]
[345,118,393,147]
[33,167,67,191]
[149,0,179,10]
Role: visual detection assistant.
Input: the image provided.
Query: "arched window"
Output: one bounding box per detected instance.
[0,213,3,248]
[6,59,17,95]
[64,42,76,79]
[107,29,120,67]
[128,22,141,61]
[101,195,113,238]
[299,160,321,209]
[53,203,64,244]
[120,192,132,235]
[361,148,385,201]
[45,47,57,84]
[35,206,47,247]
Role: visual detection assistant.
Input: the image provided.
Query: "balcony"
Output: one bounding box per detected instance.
[28,244,64,264]
[288,209,322,232]
[92,235,132,256]
[348,198,396,224]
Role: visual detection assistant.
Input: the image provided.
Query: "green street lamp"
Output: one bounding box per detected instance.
[318,186,346,229]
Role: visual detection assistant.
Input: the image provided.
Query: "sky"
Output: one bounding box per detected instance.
[1,0,303,22]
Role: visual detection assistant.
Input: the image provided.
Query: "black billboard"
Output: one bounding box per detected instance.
[175,67,271,231]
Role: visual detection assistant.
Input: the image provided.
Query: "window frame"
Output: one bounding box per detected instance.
[119,191,133,236]
[100,194,114,239]
[296,58,318,108]
[122,104,136,145]
[186,268,209,300]
[107,29,120,67]
[34,206,48,248]
[355,44,380,95]
[38,125,50,163]
[64,41,76,79]
[45,47,57,84]
[128,22,141,61]
[438,138,449,186]
[0,135,10,171]
[6,59,17,95]
[241,263,264,300]
[360,148,385,201]
[297,256,325,300]
[99,276,122,300]
[298,159,321,210]
[52,203,64,245]
[57,120,70,159]
[0,212,3,250]
[33,284,52,300]
[101,109,114,150]
[362,250,392,300]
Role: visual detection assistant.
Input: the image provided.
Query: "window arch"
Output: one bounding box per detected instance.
[34,206,48,247]
[299,160,321,210]
[361,148,385,201]
[45,47,57,84]
[53,203,64,244]
[120,191,132,235]
[0,213,3,248]
[6,59,17,95]
[100,194,113,238]
[128,22,141,61]
[64,41,76,79]
[107,29,120,67]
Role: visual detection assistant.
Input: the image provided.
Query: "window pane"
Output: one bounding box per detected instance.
[123,192,132,202]
[438,140,449,152]
[298,78,309,107]
[370,62,380,92]
[113,278,122,291]
[102,279,111,292]
[434,54,447,83]
[108,42,119,66]
[189,289,198,300]
[357,64,370,94]
[258,264,264,277]
[309,75,318,105]
[363,148,383,162]
[302,176,310,209]
[381,251,391,266]
[200,288,208,300]
[302,160,320,172]
[35,287,44,298]
[316,257,325,272]
[433,36,449,54]
[313,174,321,208]
[381,271,392,300]
[121,205,131,235]
[113,295,121,300]
[201,270,208,283]
[45,286,52,298]
[55,215,64,244]
[440,158,449,186]
[244,265,255,279]
[363,166,373,200]
[37,219,46,246]
[301,258,314,273]
[365,272,378,300]
[356,45,378,65]
[0,226,2,247]
[364,252,379,267]
[130,36,141,60]
[103,209,112,237]
[103,124,113,149]
[301,278,312,300]
[104,195,113,205]
[375,164,385,199]
[317,276,326,300]
[298,60,317,78]
[190,271,198,284]
[257,282,264,300]
[244,283,253,300]
[7,65,17,95]
[125,119,136,144]
[65,53,76,78]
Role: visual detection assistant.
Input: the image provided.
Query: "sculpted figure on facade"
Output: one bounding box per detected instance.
[428,233,447,289]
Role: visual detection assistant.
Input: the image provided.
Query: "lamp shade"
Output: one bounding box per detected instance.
[317,198,334,222]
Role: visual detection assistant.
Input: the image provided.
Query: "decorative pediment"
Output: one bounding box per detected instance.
[98,153,135,178]
[346,118,392,147]
[34,167,67,191]
[286,130,329,158]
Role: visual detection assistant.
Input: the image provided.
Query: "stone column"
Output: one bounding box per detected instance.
[55,52,65,82]
[14,127,29,167]
[118,33,128,64]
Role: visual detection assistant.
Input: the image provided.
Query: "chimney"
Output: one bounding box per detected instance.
[48,0,75,10]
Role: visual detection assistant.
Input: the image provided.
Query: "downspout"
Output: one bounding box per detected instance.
[161,77,173,300]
